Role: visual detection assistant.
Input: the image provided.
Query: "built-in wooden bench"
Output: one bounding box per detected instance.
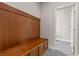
[0,3,48,56]
[0,38,48,56]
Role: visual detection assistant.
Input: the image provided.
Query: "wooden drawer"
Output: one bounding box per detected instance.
[38,43,45,56]
[44,40,48,50]
[30,47,38,56]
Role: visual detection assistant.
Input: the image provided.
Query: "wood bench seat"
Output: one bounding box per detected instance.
[0,38,48,56]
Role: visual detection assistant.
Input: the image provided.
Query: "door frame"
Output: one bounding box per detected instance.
[74,3,79,55]
[55,3,78,55]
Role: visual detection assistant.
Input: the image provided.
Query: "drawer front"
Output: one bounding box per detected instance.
[39,43,45,56]
[30,47,38,56]
[44,40,48,50]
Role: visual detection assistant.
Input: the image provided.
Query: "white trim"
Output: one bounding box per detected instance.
[55,3,76,10]
[74,2,79,55]
[56,38,71,43]
[48,45,56,50]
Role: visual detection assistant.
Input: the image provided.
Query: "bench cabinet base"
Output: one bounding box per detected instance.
[0,38,48,56]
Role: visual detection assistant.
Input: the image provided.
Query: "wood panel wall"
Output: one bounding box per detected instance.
[0,3,40,51]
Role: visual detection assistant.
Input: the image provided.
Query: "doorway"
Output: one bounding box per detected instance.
[55,3,76,55]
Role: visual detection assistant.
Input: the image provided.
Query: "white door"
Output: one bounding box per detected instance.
[55,3,76,55]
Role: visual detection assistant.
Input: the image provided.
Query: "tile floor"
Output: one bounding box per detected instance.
[44,40,73,56]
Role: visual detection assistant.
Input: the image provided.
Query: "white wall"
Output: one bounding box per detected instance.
[56,6,72,42]
[4,2,40,18]
[40,2,73,49]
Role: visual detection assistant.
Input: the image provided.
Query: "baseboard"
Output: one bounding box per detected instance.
[48,45,56,50]
[77,54,79,56]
